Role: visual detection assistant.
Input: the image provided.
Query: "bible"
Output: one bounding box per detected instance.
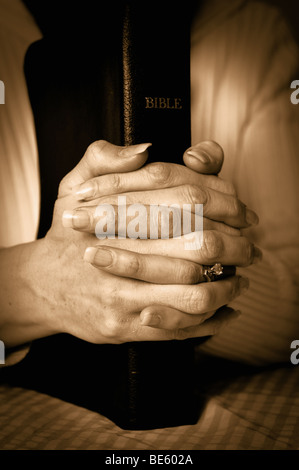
[109,2,201,429]
[5,0,203,430]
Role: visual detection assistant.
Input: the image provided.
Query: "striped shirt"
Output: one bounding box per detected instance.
[191,0,299,365]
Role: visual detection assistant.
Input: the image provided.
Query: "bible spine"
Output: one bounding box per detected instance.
[109,2,200,430]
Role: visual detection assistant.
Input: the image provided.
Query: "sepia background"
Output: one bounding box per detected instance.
[0,0,298,451]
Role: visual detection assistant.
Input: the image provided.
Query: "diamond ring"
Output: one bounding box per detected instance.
[203,263,224,282]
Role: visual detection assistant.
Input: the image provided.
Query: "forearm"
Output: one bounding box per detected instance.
[0,240,59,348]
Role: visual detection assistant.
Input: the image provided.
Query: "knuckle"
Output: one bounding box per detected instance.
[183,286,210,313]
[86,140,109,163]
[157,327,176,340]
[179,262,201,284]
[109,173,121,193]
[200,231,223,262]
[196,286,213,311]
[87,139,108,155]
[216,177,237,196]
[163,327,188,340]
[204,287,216,309]
[123,252,142,276]
[103,285,121,308]
[184,184,198,204]
[167,317,184,331]
[184,184,207,205]
[236,238,255,266]
[102,317,122,341]
[146,162,172,186]
[58,178,66,195]
[173,329,189,340]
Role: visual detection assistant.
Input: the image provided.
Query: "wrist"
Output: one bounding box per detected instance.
[0,239,61,347]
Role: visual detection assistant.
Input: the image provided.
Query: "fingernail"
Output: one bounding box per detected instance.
[62,209,90,229]
[73,181,96,200]
[186,147,210,164]
[84,247,112,266]
[245,208,259,226]
[119,142,152,157]
[239,276,250,293]
[140,313,161,327]
[84,247,98,263]
[253,246,263,264]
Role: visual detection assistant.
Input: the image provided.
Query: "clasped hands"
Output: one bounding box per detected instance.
[45,140,261,344]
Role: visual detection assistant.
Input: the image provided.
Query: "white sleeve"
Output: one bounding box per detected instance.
[0,0,42,248]
[0,1,42,366]
[191,2,299,365]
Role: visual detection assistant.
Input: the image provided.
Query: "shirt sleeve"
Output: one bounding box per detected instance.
[191,1,299,365]
[0,1,42,366]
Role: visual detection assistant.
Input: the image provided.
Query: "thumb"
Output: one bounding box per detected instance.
[183,140,224,175]
[58,140,151,197]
